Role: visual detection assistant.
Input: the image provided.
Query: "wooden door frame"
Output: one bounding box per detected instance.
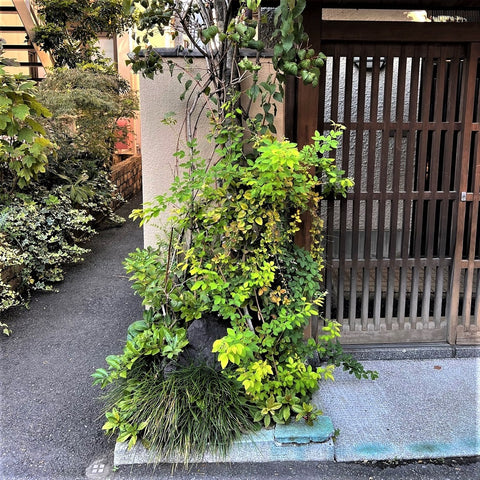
[448,42,480,344]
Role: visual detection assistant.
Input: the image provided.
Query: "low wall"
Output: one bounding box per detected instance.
[111,154,142,200]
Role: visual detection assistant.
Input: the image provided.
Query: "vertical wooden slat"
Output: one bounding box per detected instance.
[374,50,394,328]
[386,48,407,327]
[352,46,368,329]
[399,53,421,328]
[411,46,435,326]
[362,50,381,325]
[424,47,448,326]
[435,49,462,321]
[295,81,319,258]
[475,268,480,327]
[330,46,345,324]
[324,201,334,320]
[448,43,480,343]
[338,52,356,326]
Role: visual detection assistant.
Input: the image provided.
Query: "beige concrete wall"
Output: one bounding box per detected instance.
[140,57,215,246]
[140,56,285,247]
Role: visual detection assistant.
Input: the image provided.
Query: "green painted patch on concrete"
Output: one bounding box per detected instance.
[459,438,479,450]
[410,442,443,454]
[355,443,393,456]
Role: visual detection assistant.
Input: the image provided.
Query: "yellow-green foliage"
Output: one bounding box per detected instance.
[129,118,351,426]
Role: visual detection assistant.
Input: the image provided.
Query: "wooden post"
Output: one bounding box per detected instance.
[447,42,480,344]
[292,4,323,338]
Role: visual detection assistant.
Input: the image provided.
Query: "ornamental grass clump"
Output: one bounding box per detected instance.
[102,362,258,464]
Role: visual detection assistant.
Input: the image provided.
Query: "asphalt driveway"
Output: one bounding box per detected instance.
[0,195,144,480]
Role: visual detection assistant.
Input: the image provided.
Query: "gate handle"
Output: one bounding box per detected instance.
[461,192,474,202]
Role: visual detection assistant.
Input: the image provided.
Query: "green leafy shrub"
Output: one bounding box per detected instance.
[0,61,55,196]
[96,118,376,455]
[0,190,95,298]
[36,67,137,225]
[0,233,25,333]
[0,232,26,318]
[139,124,356,427]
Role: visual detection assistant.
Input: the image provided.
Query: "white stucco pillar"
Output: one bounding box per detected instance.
[139,54,284,247]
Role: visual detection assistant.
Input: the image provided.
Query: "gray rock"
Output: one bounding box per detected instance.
[181,315,228,367]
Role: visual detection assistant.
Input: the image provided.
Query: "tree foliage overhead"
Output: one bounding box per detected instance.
[0,59,54,194]
[126,0,325,139]
[33,0,133,67]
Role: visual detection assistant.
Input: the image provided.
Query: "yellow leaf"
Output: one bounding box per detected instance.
[218,353,229,369]
[255,217,263,225]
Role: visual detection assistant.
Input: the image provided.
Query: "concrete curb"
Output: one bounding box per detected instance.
[114,417,336,465]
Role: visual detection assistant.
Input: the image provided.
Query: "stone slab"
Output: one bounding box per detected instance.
[274,416,335,444]
[114,422,335,466]
[314,357,480,462]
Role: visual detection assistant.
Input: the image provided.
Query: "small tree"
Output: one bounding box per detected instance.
[36,67,137,218]
[126,0,325,142]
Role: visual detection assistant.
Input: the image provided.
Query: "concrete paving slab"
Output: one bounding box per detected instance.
[314,357,480,462]
[275,416,335,444]
[114,427,335,465]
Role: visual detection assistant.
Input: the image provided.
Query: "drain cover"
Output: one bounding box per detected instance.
[85,458,112,479]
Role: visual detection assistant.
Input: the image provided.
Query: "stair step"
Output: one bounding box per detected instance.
[0,26,27,32]
[2,44,36,50]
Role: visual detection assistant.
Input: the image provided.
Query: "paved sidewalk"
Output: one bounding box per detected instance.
[0,196,144,480]
[315,357,480,462]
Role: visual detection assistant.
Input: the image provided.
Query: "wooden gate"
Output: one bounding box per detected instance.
[292,19,480,344]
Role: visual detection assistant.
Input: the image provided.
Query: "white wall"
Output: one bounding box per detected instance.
[139,56,284,247]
